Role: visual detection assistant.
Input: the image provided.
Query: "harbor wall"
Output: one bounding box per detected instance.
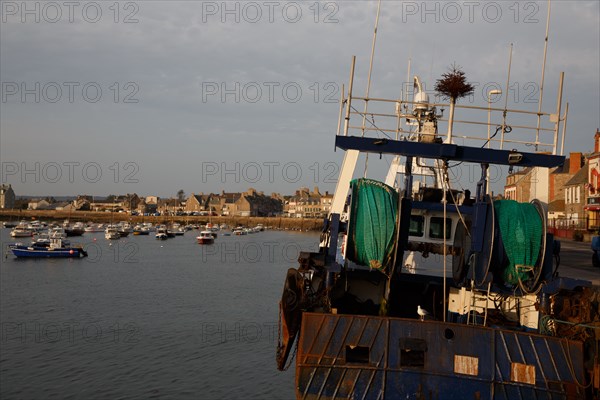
[0,210,324,231]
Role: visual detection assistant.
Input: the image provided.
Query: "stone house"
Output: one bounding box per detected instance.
[564,164,588,229]
[503,168,532,202]
[219,192,242,216]
[185,193,211,213]
[585,129,600,230]
[285,187,326,218]
[234,189,282,217]
[0,184,15,209]
[27,199,52,210]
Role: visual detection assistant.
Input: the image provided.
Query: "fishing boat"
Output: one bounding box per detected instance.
[117,222,132,237]
[233,227,246,236]
[9,221,34,237]
[64,221,85,237]
[155,226,171,240]
[84,223,105,232]
[10,227,33,237]
[275,44,599,400]
[133,225,150,235]
[31,228,70,248]
[104,225,120,240]
[8,237,87,258]
[196,231,215,245]
[169,223,185,236]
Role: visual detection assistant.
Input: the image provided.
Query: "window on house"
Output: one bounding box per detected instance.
[576,186,580,203]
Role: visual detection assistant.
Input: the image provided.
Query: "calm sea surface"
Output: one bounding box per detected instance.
[0,228,320,399]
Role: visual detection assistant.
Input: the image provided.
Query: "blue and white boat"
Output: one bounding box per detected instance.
[8,237,87,258]
[275,29,600,399]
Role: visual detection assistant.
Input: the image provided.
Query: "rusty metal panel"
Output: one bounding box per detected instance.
[494,330,586,399]
[297,313,387,399]
[296,313,588,399]
[387,318,494,380]
[454,355,479,376]
[510,362,536,385]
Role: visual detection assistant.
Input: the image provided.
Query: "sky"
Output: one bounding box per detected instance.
[1,0,599,198]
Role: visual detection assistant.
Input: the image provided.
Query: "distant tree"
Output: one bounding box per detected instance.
[435,63,475,141]
[106,194,116,203]
[177,189,185,202]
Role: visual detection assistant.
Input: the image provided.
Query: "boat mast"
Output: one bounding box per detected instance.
[535,0,552,151]
[362,0,382,177]
[500,43,513,150]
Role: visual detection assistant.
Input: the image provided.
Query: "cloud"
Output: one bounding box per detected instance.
[1,1,598,196]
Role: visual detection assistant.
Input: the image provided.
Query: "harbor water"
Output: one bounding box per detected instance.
[0,228,319,399]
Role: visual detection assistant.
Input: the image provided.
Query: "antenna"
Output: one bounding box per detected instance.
[535,0,552,151]
[362,0,382,177]
[500,43,513,150]
[361,0,382,136]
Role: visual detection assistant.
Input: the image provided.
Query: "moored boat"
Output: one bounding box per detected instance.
[233,227,246,236]
[84,223,104,232]
[133,225,150,235]
[274,33,599,399]
[104,225,120,240]
[10,221,34,237]
[155,226,171,240]
[64,222,85,237]
[196,231,215,244]
[8,237,87,258]
[10,227,33,237]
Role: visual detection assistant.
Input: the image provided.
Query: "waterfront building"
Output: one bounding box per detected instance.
[0,184,15,209]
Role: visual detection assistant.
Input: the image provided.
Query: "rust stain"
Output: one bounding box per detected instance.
[510,362,536,385]
[454,355,479,376]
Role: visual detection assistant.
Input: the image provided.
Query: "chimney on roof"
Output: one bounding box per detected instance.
[595,128,600,153]
[569,152,582,174]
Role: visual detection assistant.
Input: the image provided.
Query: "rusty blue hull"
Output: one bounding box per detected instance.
[296,313,586,399]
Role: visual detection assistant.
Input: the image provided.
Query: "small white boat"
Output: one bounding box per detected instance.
[196,231,215,244]
[84,223,104,232]
[155,226,171,240]
[105,225,120,240]
[233,227,247,236]
[10,222,33,237]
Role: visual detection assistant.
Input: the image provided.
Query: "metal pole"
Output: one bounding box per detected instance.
[336,84,345,137]
[560,102,569,156]
[362,0,382,178]
[361,0,382,136]
[553,72,564,155]
[487,90,501,193]
[344,57,356,137]
[442,166,447,322]
[536,0,552,151]
[501,44,513,150]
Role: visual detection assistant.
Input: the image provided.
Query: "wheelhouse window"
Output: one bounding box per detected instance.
[429,217,452,239]
[409,216,424,237]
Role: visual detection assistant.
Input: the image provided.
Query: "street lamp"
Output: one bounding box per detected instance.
[487,89,502,194]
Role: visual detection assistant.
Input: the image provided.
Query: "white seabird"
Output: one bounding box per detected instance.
[417,305,429,321]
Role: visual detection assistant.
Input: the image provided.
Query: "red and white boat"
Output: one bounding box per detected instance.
[196,231,215,245]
